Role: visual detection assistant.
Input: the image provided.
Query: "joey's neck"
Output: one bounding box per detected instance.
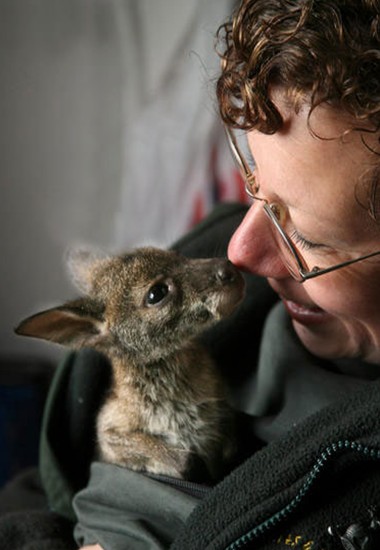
[109,344,196,392]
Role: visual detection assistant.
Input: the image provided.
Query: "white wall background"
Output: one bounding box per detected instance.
[0,0,240,363]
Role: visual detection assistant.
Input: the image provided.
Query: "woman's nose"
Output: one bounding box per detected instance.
[228,202,289,279]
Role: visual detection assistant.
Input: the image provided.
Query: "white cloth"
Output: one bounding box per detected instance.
[114,0,245,249]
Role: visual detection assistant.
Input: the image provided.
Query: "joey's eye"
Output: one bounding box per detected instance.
[146,283,170,306]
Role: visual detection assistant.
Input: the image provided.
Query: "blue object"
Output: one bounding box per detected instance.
[0,359,53,487]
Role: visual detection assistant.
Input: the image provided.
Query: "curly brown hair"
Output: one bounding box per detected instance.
[216,0,380,135]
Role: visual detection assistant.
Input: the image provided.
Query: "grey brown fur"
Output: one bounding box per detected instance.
[16,247,245,481]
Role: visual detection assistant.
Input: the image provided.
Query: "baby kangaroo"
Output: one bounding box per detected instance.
[16,247,245,481]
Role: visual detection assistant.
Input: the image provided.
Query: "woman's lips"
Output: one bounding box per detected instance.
[282,297,331,326]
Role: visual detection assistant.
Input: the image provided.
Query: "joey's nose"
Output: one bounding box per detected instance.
[216,261,238,284]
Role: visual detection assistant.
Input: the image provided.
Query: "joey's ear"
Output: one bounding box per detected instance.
[15,299,107,349]
[65,246,110,294]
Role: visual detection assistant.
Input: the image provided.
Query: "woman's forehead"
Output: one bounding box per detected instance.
[248,100,380,195]
[247,100,380,244]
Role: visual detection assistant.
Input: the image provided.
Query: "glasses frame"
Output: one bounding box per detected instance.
[225,125,380,282]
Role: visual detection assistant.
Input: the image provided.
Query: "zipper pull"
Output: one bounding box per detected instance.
[328,507,380,549]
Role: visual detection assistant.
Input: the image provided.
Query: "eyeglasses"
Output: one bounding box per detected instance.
[225,125,380,282]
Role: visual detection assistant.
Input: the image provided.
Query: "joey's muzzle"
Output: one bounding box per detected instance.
[215,260,242,285]
[190,258,245,319]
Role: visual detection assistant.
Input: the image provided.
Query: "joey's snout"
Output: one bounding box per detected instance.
[215,260,240,285]
[189,258,246,320]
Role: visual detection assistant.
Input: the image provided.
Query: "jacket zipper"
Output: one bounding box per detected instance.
[225,440,380,550]
[146,472,213,499]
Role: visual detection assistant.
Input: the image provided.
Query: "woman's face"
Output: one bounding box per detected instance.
[228,94,380,363]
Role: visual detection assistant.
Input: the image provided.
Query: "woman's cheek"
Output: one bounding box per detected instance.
[305,268,380,321]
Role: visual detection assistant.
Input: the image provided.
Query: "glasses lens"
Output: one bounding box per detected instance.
[235,131,255,172]
[263,204,306,281]
[226,128,255,174]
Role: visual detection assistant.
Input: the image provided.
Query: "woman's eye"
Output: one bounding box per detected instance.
[146,283,169,306]
[290,230,322,251]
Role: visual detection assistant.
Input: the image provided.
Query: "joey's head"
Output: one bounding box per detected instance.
[15,247,245,361]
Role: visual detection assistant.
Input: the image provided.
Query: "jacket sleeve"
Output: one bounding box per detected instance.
[73,463,199,550]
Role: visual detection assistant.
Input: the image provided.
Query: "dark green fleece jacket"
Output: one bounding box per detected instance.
[4,203,380,550]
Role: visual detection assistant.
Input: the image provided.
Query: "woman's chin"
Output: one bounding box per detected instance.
[291,317,358,361]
